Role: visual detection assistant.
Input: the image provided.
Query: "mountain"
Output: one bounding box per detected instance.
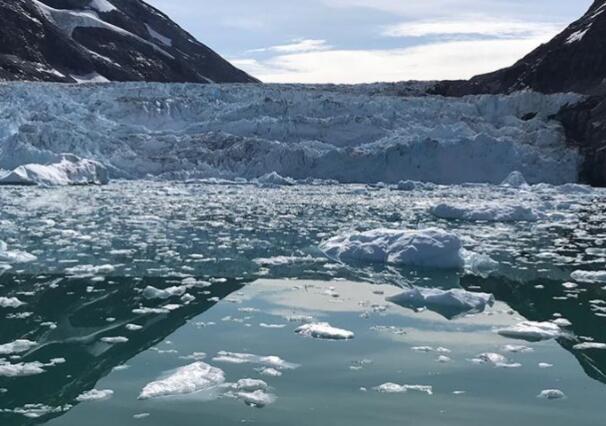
[432,0,606,186]
[0,0,257,83]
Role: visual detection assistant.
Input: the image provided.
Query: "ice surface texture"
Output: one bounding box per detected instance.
[0,83,581,184]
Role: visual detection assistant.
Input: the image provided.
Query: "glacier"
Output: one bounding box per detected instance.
[0,82,582,185]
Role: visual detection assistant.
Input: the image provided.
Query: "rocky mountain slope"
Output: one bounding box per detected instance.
[0,0,257,83]
[432,0,606,185]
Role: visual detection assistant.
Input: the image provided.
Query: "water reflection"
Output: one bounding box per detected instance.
[462,274,606,385]
[0,273,245,425]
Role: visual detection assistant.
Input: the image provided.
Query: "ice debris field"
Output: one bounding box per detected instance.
[0,82,605,425]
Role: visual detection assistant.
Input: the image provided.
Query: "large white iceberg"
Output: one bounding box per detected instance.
[320,228,465,269]
[0,155,108,186]
[497,321,562,342]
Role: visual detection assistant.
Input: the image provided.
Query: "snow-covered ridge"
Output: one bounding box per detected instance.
[0,82,582,184]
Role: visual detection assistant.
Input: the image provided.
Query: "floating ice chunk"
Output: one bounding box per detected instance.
[430,203,541,222]
[373,383,433,395]
[142,285,187,300]
[497,321,562,342]
[502,345,534,354]
[539,363,553,368]
[501,171,528,188]
[76,389,114,402]
[573,342,606,350]
[0,155,108,186]
[101,336,129,344]
[320,228,464,269]
[538,389,566,400]
[260,323,287,329]
[255,172,295,187]
[0,339,37,355]
[571,270,606,284]
[295,322,354,340]
[472,353,521,368]
[557,183,593,194]
[139,362,225,400]
[232,379,269,392]
[463,252,499,277]
[126,324,143,331]
[0,241,37,264]
[65,264,115,277]
[387,287,494,319]
[0,297,26,308]
[235,390,276,408]
[0,361,46,377]
[212,352,299,370]
[258,367,282,377]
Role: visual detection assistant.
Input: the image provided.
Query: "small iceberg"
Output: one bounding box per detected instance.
[0,241,37,264]
[537,389,566,400]
[76,389,114,402]
[139,362,225,400]
[387,287,494,319]
[571,270,606,284]
[373,383,433,395]
[254,172,295,187]
[430,203,542,222]
[0,155,109,186]
[497,321,562,342]
[295,322,355,340]
[320,228,464,270]
[500,171,528,188]
[212,352,299,370]
[0,339,37,355]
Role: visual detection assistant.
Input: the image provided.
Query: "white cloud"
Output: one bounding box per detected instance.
[382,18,564,38]
[249,39,331,54]
[232,35,557,84]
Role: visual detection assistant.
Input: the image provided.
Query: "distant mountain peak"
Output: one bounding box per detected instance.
[0,0,258,83]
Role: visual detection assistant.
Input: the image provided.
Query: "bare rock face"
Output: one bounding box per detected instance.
[431,1,606,186]
[0,0,258,83]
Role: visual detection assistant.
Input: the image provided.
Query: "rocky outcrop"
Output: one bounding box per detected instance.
[431,0,606,185]
[0,0,257,83]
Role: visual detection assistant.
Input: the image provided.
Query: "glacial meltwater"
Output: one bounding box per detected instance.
[1,181,605,425]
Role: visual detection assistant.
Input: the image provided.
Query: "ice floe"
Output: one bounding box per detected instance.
[212,352,299,370]
[0,297,26,309]
[537,389,566,400]
[571,270,606,284]
[0,339,37,355]
[139,362,225,400]
[471,353,521,368]
[76,389,114,402]
[295,322,355,340]
[142,285,187,300]
[320,228,464,269]
[497,321,562,342]
[573,342,606,350]
[430,203,542,222]
[373,383,433,395]
[387,287,494,319]
[0,241,37,264]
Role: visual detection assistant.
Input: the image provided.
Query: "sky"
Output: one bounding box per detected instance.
[147,0,593,84]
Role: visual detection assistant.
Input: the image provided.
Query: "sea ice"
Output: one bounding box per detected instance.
[320,228,465,269]
[538,389,566,400]
[139,362,225,400]
[295,322,355,340]
[0,339,37,355]
[387,287,494,319]
[212,352,299,370]
[497,321,562,342]
[373,383,433,395]
[571,270,606,284]
[76,389,114,402]
[430,203,542,222]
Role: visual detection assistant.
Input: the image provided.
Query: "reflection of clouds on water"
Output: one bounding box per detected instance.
[0,273,245,425]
